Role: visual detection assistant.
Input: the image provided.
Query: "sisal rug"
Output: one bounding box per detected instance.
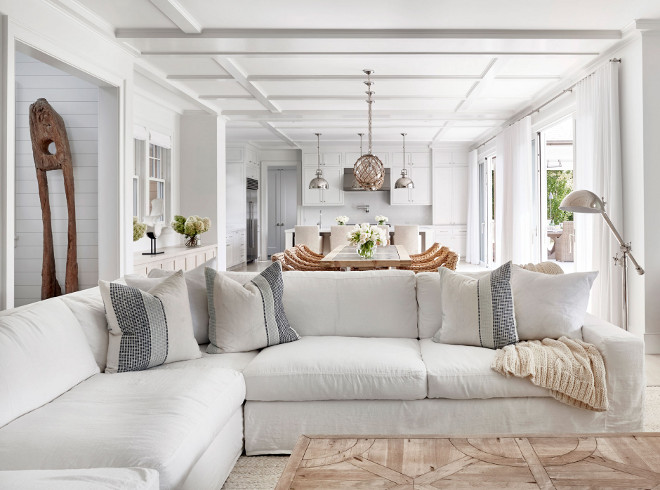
[222,387,660,489]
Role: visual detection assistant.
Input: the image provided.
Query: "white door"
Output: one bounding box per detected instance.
[267,168,297,256]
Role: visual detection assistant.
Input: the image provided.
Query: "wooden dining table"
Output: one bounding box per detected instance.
[321,244,411,270]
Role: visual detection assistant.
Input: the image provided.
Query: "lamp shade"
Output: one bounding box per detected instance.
[308,168,329,189]
[559,190,604,214]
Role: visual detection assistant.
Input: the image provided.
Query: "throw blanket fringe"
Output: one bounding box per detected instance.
[491,337,608,412]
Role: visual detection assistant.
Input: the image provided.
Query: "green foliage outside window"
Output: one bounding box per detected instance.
[547,170,574,225]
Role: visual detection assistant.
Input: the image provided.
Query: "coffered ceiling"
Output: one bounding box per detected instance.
[67,0,660,149]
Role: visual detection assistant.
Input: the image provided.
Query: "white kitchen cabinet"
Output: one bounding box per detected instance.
[303,151,342,167]
[433,165,468,225]
[226,228,246,269]
[392,151,431,168]
[432,225,467,259]
[302,166,343,206]
[390,164,431,205]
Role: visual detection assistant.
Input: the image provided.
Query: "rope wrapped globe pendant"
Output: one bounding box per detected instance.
[354,70,384,191]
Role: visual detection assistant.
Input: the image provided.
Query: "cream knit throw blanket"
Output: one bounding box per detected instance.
[491,336,608,412]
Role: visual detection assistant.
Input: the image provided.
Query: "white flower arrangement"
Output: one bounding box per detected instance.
[335,215,349,225]
[346,223,388,258]
[375,215,388,225]
[171,215,211,237]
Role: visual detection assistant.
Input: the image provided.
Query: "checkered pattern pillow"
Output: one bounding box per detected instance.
[99,271,201,373]
[433,261,518,349]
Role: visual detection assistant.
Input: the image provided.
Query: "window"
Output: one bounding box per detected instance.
[133,127,172,223]
[148,143,167,221]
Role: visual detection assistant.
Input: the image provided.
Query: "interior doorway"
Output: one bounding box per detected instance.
[266,167,297,257]
[536,117,575,272]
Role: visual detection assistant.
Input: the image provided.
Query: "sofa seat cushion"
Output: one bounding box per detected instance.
[0,468,159,490]
[0,365,245,490]
[420,338,549,399]
[243,336,427,401]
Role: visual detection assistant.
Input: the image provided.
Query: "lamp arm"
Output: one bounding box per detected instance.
[601,211,645,275]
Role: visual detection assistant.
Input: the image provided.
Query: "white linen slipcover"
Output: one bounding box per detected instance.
[419,339,548,399]
[0,298,99,428]
[0,467,159,490]
[243,336,427,401]
[222,270,418,338]
[244,397,616,455]
[154,344,258,373]
[282,270,418,338]
[0,366,245,490]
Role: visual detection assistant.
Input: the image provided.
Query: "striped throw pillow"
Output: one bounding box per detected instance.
[99,271,201,373]
[433,261,518,349]
[205,261,299,353]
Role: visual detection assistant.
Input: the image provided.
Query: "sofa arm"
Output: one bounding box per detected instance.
[581,313,645,431]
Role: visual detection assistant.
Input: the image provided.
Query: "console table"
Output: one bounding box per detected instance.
[133,244,217,275]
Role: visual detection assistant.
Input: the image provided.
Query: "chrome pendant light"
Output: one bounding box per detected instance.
[394,133,414,189]
[308,132,329,189]
[353,70,385,191]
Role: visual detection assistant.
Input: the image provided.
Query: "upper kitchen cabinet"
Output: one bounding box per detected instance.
[432,150,469,225]
[345,152,390,167]
[303,151,343,167]
[302,166,344,206]
[390,152,431,205]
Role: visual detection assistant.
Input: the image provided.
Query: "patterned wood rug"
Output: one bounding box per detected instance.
[276,434,660,489]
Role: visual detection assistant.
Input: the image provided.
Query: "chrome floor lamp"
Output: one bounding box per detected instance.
[560,190,644,331]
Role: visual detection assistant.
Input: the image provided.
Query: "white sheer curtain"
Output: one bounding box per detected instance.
[575,62,622,325]
[495,116,534,264]
[465,149,480,264]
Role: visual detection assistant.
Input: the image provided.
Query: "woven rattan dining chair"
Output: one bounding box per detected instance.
[518,261,565,275]
[399,246,458,272]
[298,244,325,260]
[271,252,294,271]
[285,248,336,271]
[409,243,441,262]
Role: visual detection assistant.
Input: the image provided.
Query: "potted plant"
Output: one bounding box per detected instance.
[335,215,349,226]
[346,223,387,259]
[172,215,211,248]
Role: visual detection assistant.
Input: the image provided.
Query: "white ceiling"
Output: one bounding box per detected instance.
[71,0,660,149]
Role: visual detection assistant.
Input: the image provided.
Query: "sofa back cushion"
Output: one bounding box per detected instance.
[222,270,418,338]
[417,271,488,338]
[0,298,99,428]
[59,287,108,371]
[283,270,418,338]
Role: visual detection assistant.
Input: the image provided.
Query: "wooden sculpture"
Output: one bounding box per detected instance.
[29,98,78,299]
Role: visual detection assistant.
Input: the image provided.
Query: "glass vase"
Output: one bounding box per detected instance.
[356,242,376,259]
[185,235,200,248]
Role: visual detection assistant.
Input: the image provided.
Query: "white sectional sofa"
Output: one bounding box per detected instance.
[0,269,645,488]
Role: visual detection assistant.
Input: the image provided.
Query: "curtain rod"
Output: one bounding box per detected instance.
[476,58,622,149]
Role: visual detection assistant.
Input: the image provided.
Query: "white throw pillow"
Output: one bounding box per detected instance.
[433,262,518,349]
[99,271,201,373]
[0,298,99,428]
[511,266,598,340]
[206,261,300,353]
[147,257,217,344]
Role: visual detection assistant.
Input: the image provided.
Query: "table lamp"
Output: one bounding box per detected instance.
[559,189,644,331]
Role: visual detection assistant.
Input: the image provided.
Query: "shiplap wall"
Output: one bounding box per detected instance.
[14,52,99,307]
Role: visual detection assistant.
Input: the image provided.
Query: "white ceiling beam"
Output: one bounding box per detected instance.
[260,122,300,148]
[212,57,281,113]
[116,28,621,40]
[199,95,255,100]
[222,110,513,121]
[148,0,201,34]
[142,50,601,57]
[456,58,503,112]
[167,74,234,80]
[203,95,466,101]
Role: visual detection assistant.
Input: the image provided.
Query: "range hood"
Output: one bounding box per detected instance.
[343,167,390,191]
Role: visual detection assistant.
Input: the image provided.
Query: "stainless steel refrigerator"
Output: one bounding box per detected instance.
[246,177,259,263]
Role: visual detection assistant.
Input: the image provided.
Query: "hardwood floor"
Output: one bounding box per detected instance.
[277,434,660,489]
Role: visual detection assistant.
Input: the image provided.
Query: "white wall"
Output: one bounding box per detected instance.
[13,52,99,306]
[180,113,226,269]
